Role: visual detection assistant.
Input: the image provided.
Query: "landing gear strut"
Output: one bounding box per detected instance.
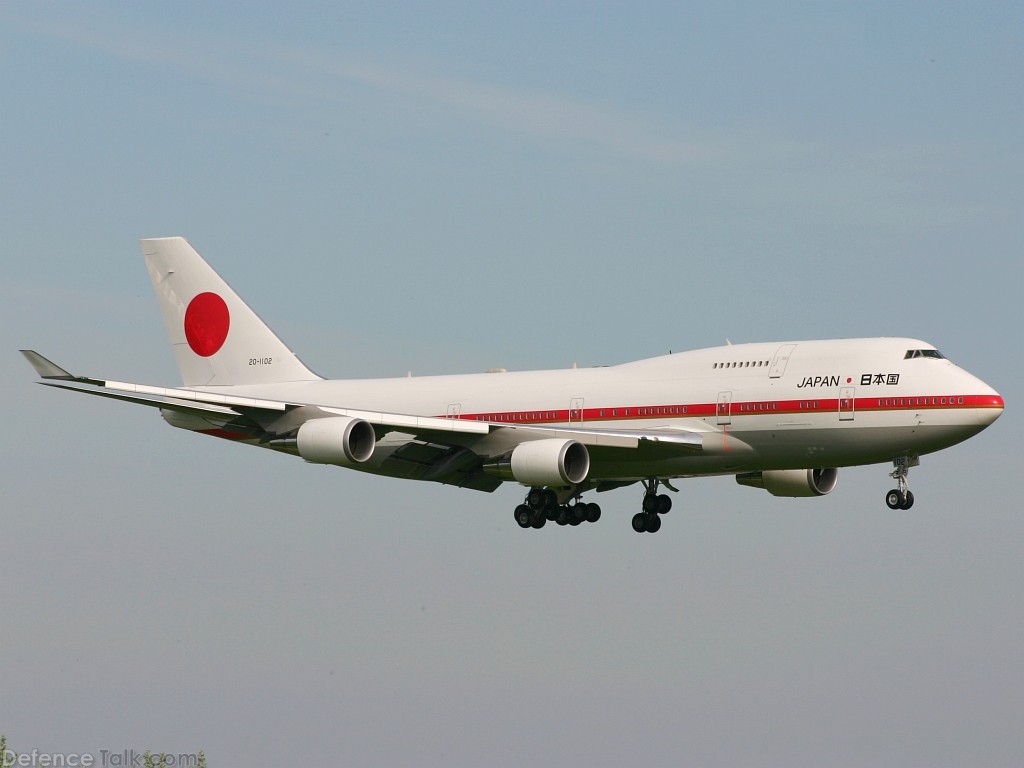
[514,488,600,530]
[885,456,917,510]
[632,478,672,533]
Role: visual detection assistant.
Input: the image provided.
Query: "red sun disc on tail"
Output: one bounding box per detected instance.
[184,292,230,356]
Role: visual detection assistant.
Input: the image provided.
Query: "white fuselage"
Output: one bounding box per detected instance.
[205,337,1002,483]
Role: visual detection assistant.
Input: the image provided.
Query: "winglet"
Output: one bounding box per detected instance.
[20,350,76,380]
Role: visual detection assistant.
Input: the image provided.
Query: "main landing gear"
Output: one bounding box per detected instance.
[514,488,601,530]
[885,455,917,510]
[513,479,675,533]
[631,478,673,534]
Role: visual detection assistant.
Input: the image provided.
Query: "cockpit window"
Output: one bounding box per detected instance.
[904,349,946,360]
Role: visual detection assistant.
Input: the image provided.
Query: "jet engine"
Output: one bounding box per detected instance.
[484,438,590,487]
[735,468,839,497]
[296,416,376,465]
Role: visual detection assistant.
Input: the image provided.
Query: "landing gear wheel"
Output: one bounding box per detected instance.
[642,494,660,514]
[656,494,672,514]
[515,505,533,528]
[632,513,647,533]
[585,503,601,523]
[555,507,570,526]
[526,488,546,510]
[531,514,546,529]
[886,455,917,511]
[645,513,662,533]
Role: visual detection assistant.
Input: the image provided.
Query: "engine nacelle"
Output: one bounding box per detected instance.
[735,468,839,497]
[483,438,590,487]
[296,416,376,466]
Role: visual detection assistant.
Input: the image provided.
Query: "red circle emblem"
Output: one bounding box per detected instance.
[184,292,230,357]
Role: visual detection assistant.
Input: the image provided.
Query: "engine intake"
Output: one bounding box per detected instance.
[296,416,376,465]
[484,438,590,487]
[736,468,839,497]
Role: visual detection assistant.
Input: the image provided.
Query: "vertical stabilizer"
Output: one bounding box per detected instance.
[142,237,321,387]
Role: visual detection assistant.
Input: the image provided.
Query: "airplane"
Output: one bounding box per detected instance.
[21,237,1004,533]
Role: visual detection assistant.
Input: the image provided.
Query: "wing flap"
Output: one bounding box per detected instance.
[496,424,705,452]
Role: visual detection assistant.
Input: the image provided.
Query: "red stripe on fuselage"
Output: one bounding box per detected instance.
[450,394,1003,425]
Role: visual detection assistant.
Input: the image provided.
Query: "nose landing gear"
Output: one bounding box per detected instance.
[885,455,918,510]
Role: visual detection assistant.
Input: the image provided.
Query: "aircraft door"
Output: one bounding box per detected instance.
[717,391,732,426]
[839,388,855,421]
[569,397,584,425]
[769,344,797,378]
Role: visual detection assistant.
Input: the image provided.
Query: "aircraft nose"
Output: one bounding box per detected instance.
[977,393,1004,427]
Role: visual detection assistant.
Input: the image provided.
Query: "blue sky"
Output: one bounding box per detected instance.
[2,2,1022,766]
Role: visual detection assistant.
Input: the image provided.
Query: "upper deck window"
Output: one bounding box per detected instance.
[904,349,946,360]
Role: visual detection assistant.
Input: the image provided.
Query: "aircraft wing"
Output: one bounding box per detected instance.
[22,351,705,488]
[21,350,284,419]
[22,349,495,434]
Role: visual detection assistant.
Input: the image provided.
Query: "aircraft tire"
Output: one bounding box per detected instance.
[645,513,662,533]
[900,490,915,510]
[585,503,601,523]
[657,494,672,514]
[515,505,533,527]
[885,489,903,510]
[632,513,647,532]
